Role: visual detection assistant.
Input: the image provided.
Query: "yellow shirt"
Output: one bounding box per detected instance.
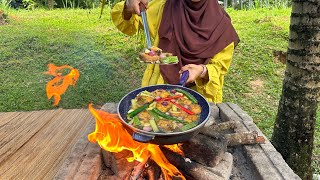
[111,0,235,103]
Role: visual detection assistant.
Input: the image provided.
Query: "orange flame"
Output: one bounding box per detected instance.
[87,104,186,180]
[164,144,184,157]
[44,64,80,106]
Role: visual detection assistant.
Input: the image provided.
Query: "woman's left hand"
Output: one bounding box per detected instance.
[179,64,204,84]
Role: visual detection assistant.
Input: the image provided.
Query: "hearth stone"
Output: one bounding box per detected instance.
[53,103,301,180]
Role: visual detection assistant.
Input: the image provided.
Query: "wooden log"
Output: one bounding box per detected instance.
[144,160,161,180]
[200,123,265,147]
[160,147,227,180]
[101,150,138,179]
[181,134,227,167]
[201,121,239,136]
[224,131,265,146]
[129,157,150,180]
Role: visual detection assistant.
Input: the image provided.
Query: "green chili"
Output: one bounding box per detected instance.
[181,122,198,131]
[127,104,149,118]
[148,110,160,121]
[151,108,186,124]
[175,89,198,103]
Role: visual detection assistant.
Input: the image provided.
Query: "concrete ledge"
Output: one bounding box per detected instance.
[219,102,301,180]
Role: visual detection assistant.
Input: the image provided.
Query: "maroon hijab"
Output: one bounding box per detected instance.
[158,0,239,84]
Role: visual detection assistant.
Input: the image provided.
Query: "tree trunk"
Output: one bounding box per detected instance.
[271,0,320,179]
[48,0,54,9]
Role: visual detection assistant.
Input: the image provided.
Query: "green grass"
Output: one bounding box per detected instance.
[225,8,289,137]
[0,6,319,173]
[0,7,145,110]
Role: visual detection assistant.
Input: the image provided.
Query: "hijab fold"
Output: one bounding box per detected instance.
[158,0,239,84]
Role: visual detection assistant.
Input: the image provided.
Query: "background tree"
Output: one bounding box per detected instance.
[271,0,320,179]
[48,0,53,9]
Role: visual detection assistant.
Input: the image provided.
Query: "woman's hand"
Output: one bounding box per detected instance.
[125,0,149,15]
[179,64,207,84]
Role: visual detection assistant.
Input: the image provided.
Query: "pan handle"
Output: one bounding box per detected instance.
[177,70,189,87]
[132,132,155,143]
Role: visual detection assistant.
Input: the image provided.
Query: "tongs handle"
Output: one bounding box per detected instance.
[139,3,152,49]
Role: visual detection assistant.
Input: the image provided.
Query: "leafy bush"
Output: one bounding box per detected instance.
[0,0,12,8]
[223,0,291,9]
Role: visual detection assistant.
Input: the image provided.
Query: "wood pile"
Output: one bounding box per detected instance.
[100,121,265,180]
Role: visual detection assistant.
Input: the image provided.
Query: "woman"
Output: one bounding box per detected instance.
[111,0,239,103]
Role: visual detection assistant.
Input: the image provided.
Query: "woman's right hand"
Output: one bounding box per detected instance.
[125,0,149,15]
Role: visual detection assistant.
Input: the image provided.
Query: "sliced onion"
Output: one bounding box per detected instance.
[178,123,184,127]
[143,126,153,132]
[161,101,168,106]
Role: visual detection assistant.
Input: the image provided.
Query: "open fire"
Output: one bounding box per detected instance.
[87,104,185,180]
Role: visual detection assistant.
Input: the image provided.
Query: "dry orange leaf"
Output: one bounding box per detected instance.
[44,63,80,106]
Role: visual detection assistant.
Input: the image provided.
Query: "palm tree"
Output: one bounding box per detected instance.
[271,0,320,179]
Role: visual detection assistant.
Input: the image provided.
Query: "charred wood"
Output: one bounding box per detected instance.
[101,150,138,179]
[160,147,224,180]
[200,121,239,137]
[181,134,227,167]
[224,131,265,146]
[129,157,150,180]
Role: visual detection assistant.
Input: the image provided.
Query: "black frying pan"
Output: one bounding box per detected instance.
[117,71,211,145]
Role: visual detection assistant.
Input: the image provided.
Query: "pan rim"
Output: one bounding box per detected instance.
[117,84,211,136]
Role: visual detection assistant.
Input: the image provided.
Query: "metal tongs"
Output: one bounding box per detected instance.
[138,3,179,65]
[140,3,152,49]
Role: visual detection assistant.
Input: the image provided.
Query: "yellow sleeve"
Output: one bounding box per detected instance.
[111,1,141,36]
[195,42,235,103]
[111,0,166,38]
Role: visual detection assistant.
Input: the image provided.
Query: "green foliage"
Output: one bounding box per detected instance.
[225,0,291,9]
[0,0,12,8]
[22,0,36,9]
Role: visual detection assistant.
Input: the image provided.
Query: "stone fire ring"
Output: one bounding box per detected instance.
[54,102,301,180]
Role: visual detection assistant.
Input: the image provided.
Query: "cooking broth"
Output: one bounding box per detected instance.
[126,89,202,133]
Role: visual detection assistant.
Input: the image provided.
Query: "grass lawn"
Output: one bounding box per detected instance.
[0,6,319,174]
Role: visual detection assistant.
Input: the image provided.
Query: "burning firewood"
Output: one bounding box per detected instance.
[181,134,227,167]
[159,147,225,180]
[128,156,150,180]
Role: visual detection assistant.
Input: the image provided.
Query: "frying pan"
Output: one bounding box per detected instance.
[117,71,211,145]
